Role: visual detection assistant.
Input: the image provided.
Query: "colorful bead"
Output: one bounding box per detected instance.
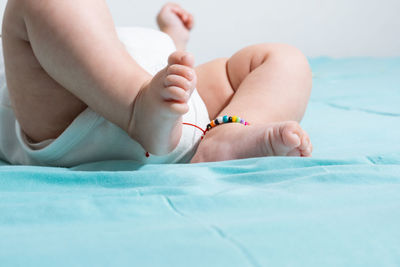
[203,115,249,136]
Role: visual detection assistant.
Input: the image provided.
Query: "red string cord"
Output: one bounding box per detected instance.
[182,122,207,135]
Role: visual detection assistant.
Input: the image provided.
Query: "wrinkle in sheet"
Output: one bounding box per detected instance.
[163,196,261,267]
[325,102,400,117]
[210,225,262,267]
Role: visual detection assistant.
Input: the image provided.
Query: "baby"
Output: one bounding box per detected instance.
[1,1,312,166]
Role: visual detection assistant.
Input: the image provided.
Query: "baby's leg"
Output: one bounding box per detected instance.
[2,0,195,155]
[192,44,313,162]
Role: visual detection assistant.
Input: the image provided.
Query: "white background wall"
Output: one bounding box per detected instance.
[1,0,399,64]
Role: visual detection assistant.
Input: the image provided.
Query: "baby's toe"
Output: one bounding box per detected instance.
[168,51,195,67]
[281,122,302,148]
[287,149,302,157]
[166,101,189,115]
[161,86,189,103]
[164,74,192,91]
[297,131,312,157]
[167,64,196,81]
[302,141,313,157]
[298,132,310,150]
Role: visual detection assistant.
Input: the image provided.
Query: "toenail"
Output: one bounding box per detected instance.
[303,138,309,146]
[187,72,194,80]
[182,81,189,90]
[183,55,193,64]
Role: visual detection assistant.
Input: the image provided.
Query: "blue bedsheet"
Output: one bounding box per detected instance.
[1,58,400,266]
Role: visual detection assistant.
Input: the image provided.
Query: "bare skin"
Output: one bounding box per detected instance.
[157,3,194,51]
[158,4,313,162]
[130,52,197,154]
[2,0,313,164]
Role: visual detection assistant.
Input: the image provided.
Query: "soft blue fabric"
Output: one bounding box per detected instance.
[1,58,400,267]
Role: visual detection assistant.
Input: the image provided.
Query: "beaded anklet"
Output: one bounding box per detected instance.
[145,115,249,158]
[206,115,249,131]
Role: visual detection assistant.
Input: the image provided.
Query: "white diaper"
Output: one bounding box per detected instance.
[0,27,210,167]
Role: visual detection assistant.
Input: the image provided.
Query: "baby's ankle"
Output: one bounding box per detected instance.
[162,28,189,51]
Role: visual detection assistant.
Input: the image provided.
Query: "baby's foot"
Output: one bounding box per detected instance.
[129,51,197,155]
[157,3,194,50]
[191,121,313,163]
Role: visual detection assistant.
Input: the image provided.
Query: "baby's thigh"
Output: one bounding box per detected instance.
[195,58,234,119]
[3,32,87,144]
[2,0,86,143]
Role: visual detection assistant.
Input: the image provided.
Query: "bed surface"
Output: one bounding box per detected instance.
[1,58,400,266]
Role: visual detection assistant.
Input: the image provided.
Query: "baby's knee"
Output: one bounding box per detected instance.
[266,43,311,79]
[5,0,30,12]
[273,44,309,68]
[259,43,312,90]
[242,43,310,73]
[4,0,36,24]
[6,0,54,21]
